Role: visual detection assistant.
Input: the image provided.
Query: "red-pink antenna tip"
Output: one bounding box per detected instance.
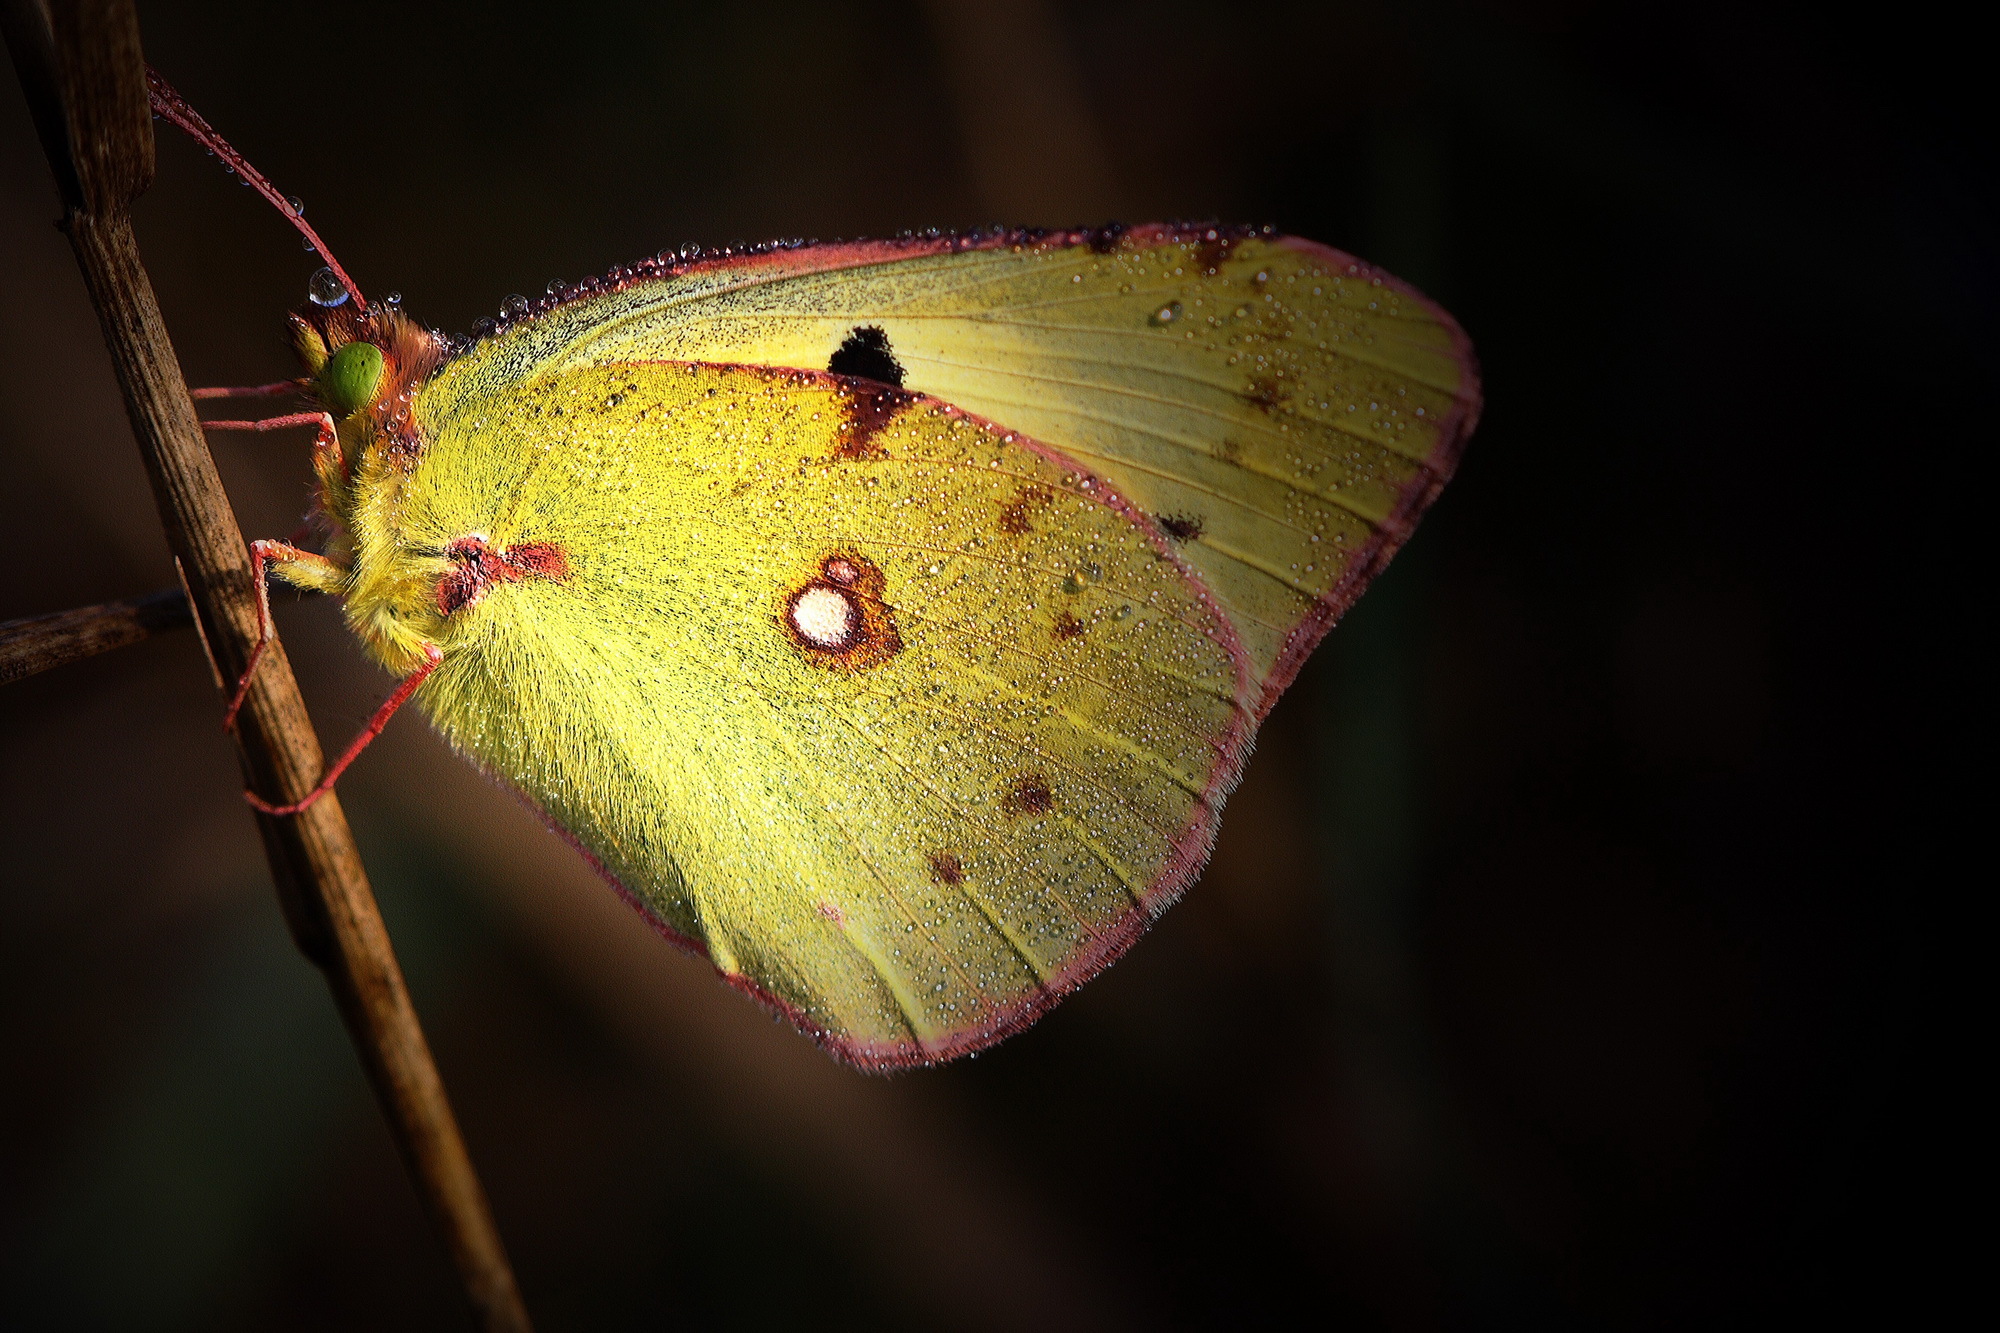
[144,67,368,311]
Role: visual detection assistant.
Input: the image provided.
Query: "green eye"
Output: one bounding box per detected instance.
[320,341,384,417]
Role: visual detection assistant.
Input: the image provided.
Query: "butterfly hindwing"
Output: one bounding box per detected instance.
[399,359,1252,1064]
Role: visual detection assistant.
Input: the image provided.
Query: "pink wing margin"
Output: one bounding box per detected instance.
[1258,236,1484,717]
[451,225,1479,1071]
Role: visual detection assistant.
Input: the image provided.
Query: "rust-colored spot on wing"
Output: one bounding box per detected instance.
[1195,233,1238,274]
[1157,513,1204,542]
[1003,775,1054,816]
[1244,374,1286,414]
[998,485,1054,535]
[928,852,965,886]
[503,541,569,581]
[436,536,570,615]
[1052,611,1086,640]
[836,383,915,459]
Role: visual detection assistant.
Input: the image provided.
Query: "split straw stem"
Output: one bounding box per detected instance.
[0,3,532,1327]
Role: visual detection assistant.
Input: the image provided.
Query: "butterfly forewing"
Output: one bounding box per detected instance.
[442,227,1479,702]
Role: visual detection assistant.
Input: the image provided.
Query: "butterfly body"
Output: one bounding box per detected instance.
[275,225,1479,1067]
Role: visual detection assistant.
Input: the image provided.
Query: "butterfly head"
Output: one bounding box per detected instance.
[318,340,383,418]
[289,302,447,459]
[283,301,451,574]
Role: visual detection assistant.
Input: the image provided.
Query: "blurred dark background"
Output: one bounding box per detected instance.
[1,1,1977,1327]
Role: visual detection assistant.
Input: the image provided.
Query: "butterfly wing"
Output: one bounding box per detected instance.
[433,225,1481,700]
[399,226,1478,1065]
[401,359,1251,1065]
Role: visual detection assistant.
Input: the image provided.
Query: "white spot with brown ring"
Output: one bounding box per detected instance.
[789,584,859,648]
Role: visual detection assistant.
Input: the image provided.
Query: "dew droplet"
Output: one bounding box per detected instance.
[307,267,348,307]
[384,291,402,307]
[285,195,305,217]
[501,293,530,317]
[1149,301,1183,327]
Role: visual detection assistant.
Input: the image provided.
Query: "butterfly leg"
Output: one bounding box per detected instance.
[222,539,346,732]
[190,379,303,401]
[204,408,349,493]
[201,409,334,434]
[244,643,443,817]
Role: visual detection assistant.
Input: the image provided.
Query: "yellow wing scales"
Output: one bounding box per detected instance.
[392,361,1251,1062]
[335,226,1477,1066]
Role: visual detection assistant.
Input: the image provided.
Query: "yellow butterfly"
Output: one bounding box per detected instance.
[169,84,1480,1069]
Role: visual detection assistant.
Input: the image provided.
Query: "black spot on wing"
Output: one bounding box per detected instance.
[828,325,905,388]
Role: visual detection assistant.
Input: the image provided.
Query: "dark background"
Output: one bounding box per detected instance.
[1,1,1976,1327]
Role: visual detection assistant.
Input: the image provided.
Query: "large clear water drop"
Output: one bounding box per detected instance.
[307,266,348,307]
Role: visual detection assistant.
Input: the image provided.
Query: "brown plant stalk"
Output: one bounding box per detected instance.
[1,2,531,1326]
[0,588,190,684]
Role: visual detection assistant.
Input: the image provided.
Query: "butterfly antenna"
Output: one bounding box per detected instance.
[144,67,367,310]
